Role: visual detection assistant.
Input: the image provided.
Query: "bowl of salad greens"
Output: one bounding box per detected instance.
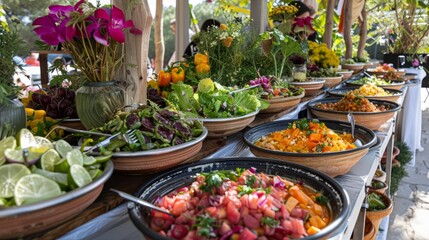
[166,81,268,138]
[345,76,405,91]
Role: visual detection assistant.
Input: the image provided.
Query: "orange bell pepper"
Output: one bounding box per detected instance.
[157,70,171,87]
[171,67,185,84]
[196,63,211,74]
[194,53,209,66]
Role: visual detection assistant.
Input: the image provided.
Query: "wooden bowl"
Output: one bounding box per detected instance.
[111,128,208,174]
[243,119,376,177]
[327,87,403,102]
[129,157,350,240]
[341,63,365,73]
[366,190,393,237]
[0,161,114,239]
[366,68,406,77]
[307,98,401,130]
[198,111,258,138]
[345,79,405,91]
[261,92,304,114]
[288,79,325,97]
[312,75,343,88]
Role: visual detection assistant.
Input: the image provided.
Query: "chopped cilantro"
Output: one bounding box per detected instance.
[192,214,216,237]
[246,175,257,187]
[315,195,329,205]
[261,217,279,227]
[199,169,244,193]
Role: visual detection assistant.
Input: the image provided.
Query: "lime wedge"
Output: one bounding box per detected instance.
[87,169,103,179]
[66,149,83,167]
[31,167,69,188]
[83,155,97,166]
[68,165,92,189]
[14,174,62,206]
[85,163,101,171]
[0,136,17,166]
[4,148,42,165]
[0,164,31,198]
[17,128,36,148]
[54,158,69,173]
[94,154,111,164]
[40,149,61,172]
[34,136,54,150]
[55,140,73,158]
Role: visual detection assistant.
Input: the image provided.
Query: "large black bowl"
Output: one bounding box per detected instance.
[243,119,376,177]
[308,98,401,130]
[128,157,350,240]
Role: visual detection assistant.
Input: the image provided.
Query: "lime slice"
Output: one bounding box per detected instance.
[14,174,62,206]
[85,163,101,171]
[55,140,73,158]
[83,155,97,166]
[87,169,103,179]
[34,136,54,150]
[197,78,215,93]
[0,136,17,166]
[54,158,69,173]
[94,154,111,164]
[68,165,92,189]
[0,164,31,198]
[0,198,6,206]
[17,128,36,148]
[4,148,42,165]
[66,149,83,167]
[31,167,69,188]
[40,149,61,172]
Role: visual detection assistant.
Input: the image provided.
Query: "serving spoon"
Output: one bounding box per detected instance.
[347,112,363,147]
[110,188,175,217]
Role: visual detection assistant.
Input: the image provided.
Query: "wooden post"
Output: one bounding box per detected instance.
[176,0,189,61]
[114,0,152,104]
[250,0,267,35]
[154,0,164,73]
[357,4,367,59]
[343,0,353,59]
[322,0,335,49]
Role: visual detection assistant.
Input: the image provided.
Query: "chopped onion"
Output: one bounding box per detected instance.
[273,176,285,188]
[258,195,267,207]
[249,167,257,173]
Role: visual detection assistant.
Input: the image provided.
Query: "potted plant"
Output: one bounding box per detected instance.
[0,11,26,139]
[366,190,393,237]
[307,41,342,88]
[32,0,141,129]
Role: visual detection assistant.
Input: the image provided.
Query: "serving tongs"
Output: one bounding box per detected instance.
[347,113,363,147]
[45,125,112,138]
[229,84,260,95]
[110,188,175,217]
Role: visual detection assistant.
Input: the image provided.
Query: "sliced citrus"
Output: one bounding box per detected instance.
[54,158,69,173]
[83,155,97,166]
[0,164,31,198]
[34,136,54,150]
[66,149,83,167]
[68,165,92,189]
[17,128,36,148]
[55,140,73,158]
[4,148,41,165]
[40,149,61,172]
[31,167,69,188]
[94,154,111,164]
[14,174,62,206]
[84,163,101,171]
[87,169,103,179]
[0,136,17,166]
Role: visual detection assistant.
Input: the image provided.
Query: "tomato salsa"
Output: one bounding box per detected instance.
[149,168,331,239]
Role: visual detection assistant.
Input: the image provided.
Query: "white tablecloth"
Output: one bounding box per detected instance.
[401,68,425,166]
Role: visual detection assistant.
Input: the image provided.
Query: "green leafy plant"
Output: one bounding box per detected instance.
[388,141,412,195]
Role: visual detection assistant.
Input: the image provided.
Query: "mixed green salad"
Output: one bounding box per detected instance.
[350,76,392,86]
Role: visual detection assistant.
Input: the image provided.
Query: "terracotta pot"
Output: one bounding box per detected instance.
[364,217,376,240]
[381,146,400,165]
[366,190,393,237]
[373,169,387,183]
[369,179,388,194]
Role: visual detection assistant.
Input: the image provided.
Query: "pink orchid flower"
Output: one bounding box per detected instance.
[292,16,315,34]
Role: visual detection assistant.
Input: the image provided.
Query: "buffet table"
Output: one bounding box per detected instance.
[56,91,399,240]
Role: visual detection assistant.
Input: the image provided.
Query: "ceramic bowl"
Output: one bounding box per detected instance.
[261,92,305,114]
[366,68,406,77]
[307,98,401,130]
[341,63,365,73]
[0,161,114,239]
[337,70,354,80]
[345,79,405,91]
[311,75,343,88]
[327,87,403,102]
[243,119,376,177]
[111,128,208,174]
[128,157,350,240]
[197,111,259,138]
[288,79,325,97]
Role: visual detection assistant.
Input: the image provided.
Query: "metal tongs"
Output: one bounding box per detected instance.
[110,189,175,217]
[229,84,261,95]
[347,113,363,147]
[45,125,112,138]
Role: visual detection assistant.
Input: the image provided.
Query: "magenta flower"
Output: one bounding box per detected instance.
[94,5,141,44]
[292,16,315,34]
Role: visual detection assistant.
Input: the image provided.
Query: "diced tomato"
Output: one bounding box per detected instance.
[271,198,283,210]
[240,194,249,207]
[171,224,189,239]
[220,222,232,235]
[290,218,305,236]
[227,202,241,224]
[243,214,260,229]
[228,195,243,208]
[281,219,293,232]
[249,193,259,209]
[205,206,217,217]
[264,208,276,219]
[172,200,188,215]
[280,205,290,219]
[189,197,199,208]
[182,230,198,240]
[240,206,250,216]
[239,227,257,240]
[217,207,227,219]
[263,225,275,236]
[196,195,209,209]
[252,212,263,221]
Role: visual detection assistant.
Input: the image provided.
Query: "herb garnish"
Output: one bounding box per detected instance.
[315,195,329,205]
[261,217,279,227]
[199,169,244,193]
[192,214,217,237]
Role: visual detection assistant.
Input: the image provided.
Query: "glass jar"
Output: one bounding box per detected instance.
[75,81,125,130]
[0,97,26,140]
[292,64,307,82]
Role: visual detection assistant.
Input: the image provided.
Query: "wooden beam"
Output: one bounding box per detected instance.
[322,0,335,49]
[154,0,164,73]
[250,0,267,35]
[175,0,190,61]
[343,0,353,59]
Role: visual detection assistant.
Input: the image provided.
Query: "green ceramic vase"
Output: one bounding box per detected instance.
[0,97,26,140]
